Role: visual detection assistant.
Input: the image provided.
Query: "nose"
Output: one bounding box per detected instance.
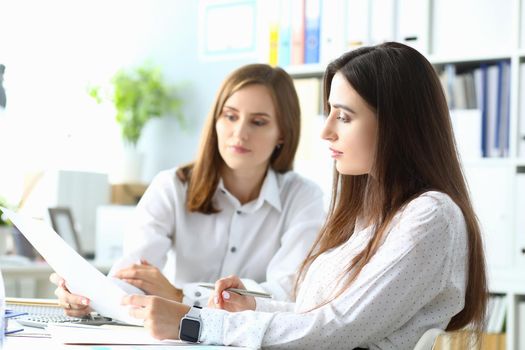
[233,118,249,140]
[321,115,337,141]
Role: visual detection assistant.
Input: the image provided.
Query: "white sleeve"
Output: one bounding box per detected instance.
[259,180,325,301]
[255,298,295,313]
[199,195,467,349]
[108,171,177,277]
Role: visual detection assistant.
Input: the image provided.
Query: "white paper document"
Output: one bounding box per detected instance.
[48,324,168,345]
[0,207,144,326]
[48,324,247,348]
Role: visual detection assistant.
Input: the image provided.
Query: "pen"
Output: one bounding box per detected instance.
[198,283,273,299]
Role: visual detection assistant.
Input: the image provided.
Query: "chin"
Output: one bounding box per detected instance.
[336,165,367,176]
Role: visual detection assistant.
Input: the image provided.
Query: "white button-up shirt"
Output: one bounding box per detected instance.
[200,191,468,349]
[109,167,325,304]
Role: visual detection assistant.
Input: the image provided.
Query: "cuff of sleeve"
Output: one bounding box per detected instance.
[182,283,212,307]
[199,307,227,345]
[254,297,275,312]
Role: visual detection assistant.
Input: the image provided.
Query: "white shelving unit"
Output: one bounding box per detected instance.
[279,0,525,349]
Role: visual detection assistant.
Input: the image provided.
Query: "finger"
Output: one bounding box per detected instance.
[127,305,148,320]
[122,294,151,308]
[221,290,252,306]
[49,273,68,289]
[64,306,91,318]
[140,259,151,266]
[49,273,61,285]
[54,286,90,308]
[214,275,243,304]
[120,278,151,291]
[207,292,218,308]
[115,265,156,280]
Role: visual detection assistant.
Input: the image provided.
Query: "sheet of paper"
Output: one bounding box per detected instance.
[1,208,143,326]
[48,324,247,348]
[48,324,167,345]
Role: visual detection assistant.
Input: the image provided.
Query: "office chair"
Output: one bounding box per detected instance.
[413,328,444,350]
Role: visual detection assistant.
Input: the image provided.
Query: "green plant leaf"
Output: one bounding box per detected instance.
[88,62,185,146]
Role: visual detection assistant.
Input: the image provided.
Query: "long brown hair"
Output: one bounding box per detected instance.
[295,42,487,333]
[177,64,301,213]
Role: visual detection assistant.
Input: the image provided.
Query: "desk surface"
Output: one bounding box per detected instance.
[5,335,85,350]
[5,334,246,349]
[4,322,246,349]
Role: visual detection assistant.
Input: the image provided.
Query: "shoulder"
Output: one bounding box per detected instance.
[404,191,462,221]
[151,167,179,184]
[396,191,466,239]
[148,167,186,193]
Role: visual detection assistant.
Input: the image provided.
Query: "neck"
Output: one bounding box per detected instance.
[221,165,268,205]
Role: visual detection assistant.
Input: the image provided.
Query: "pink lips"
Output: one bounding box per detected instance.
[329,148,343,158]
[230,145,250,154]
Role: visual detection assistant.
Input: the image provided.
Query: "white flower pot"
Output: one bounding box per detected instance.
[119,146,144,183]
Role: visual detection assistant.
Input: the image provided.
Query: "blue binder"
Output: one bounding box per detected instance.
[304,0,321,64]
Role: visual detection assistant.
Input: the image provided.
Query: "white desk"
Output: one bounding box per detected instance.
[4,333,246,349]
[4,335,87,350]
[2,261,112,298]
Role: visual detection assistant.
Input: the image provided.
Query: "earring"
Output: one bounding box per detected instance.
[276,144,282,150]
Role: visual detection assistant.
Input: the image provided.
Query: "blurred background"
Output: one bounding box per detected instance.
[0,0,524,348]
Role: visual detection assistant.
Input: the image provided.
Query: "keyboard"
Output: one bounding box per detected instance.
[15,314,118,329]
[6,298,119,329]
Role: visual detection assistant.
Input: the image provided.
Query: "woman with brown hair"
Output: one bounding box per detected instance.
[122,42,488,349]
[51,63,325,314]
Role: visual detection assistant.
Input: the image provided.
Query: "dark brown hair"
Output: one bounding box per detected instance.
[177,64,301,213]
[295,42,487,333]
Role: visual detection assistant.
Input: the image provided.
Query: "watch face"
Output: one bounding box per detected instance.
[180,318,200,343]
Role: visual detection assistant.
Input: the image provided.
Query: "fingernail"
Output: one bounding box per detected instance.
[214,296,219,304]
[81,299,88,305]
[222,291,230,300]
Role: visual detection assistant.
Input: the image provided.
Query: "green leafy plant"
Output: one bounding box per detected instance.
[0,196,11,226]
[88,63,184,146]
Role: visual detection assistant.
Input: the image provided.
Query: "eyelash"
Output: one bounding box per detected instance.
[335,112,351,123]
[223,113,267,126]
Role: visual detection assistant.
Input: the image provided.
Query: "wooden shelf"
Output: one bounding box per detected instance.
[286,52,517,77]
[285,64,325,78]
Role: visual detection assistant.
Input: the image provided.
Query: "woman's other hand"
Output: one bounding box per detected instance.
[207,275,256,312]
[122,294,189,340]
[113,259,183,301]
[49,272,92,317]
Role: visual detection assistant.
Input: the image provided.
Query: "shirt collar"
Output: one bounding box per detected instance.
[216,168,282,212]
[257,168,282,212]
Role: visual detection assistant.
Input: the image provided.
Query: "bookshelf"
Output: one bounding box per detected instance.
[262,0,525,349]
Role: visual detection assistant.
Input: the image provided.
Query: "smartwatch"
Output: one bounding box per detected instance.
[179,305,202,343]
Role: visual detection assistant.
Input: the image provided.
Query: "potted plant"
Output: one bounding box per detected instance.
[88,63,184,181]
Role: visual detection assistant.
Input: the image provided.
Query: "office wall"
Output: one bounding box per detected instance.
[0,0,254,203]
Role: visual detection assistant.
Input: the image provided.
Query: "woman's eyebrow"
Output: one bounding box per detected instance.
[222,105,238,112]
[223,105,271,117]
[331,103,356,114]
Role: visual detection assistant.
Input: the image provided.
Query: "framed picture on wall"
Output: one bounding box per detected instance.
[48,207,83,257]
[198,0,257,61]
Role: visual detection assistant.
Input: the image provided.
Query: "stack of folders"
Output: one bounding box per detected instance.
[4,309,26,335]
